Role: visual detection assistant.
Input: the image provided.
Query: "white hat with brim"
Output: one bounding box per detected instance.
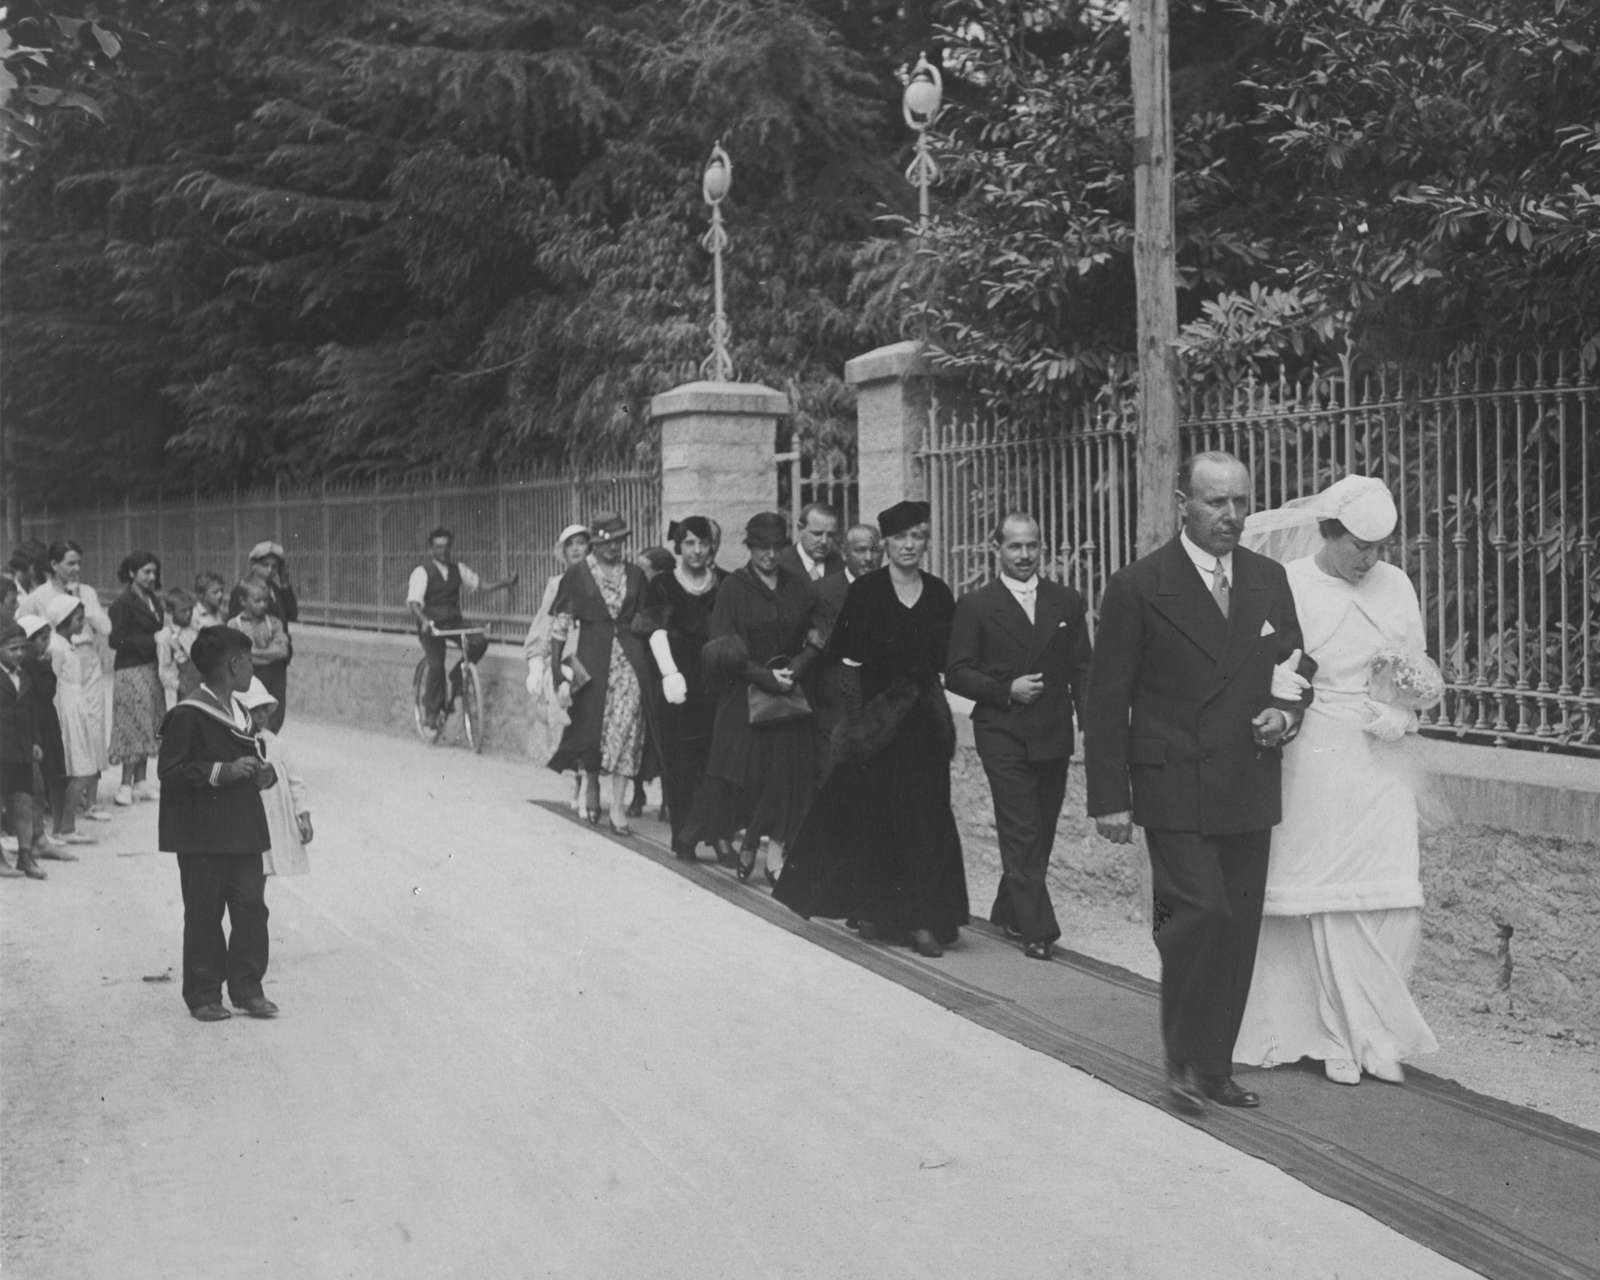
[248,540,286,562]
[556,523,590,550]
[15,614,49,639]
[237,676,279,711]
[1321,475,1397,542]
[45,595,84,627]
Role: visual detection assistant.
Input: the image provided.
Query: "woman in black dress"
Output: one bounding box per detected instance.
[635,516,726,860]
[686,512,816,882]
[775,501,968,957]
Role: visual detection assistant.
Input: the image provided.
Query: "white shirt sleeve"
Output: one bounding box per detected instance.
[405,566,429,606]
[458,564,481,592]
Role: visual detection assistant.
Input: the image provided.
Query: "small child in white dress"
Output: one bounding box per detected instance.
[238,678,312,876]
[157,587,201,705]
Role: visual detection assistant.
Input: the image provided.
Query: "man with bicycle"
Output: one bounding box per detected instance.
[407,527,518,731]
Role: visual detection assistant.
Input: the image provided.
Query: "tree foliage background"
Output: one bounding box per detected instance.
[5,0,1600,505]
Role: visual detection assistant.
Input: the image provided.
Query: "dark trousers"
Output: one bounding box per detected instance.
[419,624,487,719]
[255,659,289,733]
[1145,828,1270,1078]
[983,753,1068,944]
[177,852,269,1009]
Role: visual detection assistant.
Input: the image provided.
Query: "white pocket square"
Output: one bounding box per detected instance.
[1260,620,1276,637]
[1057,621,1068,629]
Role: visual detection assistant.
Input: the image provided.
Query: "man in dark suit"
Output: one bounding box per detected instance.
[158,626,279,1023]
[947,513,1092,960]
[1085,451,1313,1116]
[776,502,843,583]
[807,522,881,780]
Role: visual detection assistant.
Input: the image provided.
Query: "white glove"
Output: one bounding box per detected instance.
[662,672,688,705]
[525,668,541,696]
[1271,648,1309,702]
[1361,699,1414,742]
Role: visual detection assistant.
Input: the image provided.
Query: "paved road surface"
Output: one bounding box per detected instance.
[1,721,1476,1279]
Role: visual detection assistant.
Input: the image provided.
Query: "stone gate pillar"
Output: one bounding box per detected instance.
[846,340,944,525]
[651,380,790,559]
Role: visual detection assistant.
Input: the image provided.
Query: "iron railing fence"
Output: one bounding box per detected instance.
[777,420,859,529]
[920,390,1139,603]
[922,351,1599,755]
[22,465,660,646]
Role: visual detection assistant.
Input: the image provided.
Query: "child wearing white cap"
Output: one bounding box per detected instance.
[238,677,312,877]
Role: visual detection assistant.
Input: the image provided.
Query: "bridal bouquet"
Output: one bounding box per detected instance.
[1367,648,1445,711]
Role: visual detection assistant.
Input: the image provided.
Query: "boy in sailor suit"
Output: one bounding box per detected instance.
[158,626,279,1022]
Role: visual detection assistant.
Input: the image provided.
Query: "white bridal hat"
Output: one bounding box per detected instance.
[1242,474,1398,562]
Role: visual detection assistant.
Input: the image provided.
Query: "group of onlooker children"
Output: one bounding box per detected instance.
[0,537,305,888]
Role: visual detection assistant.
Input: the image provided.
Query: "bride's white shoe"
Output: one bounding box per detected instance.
[1324,1058,1361,1085]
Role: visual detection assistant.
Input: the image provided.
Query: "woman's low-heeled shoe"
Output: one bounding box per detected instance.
[713,839,739,867]
[1023,940,1053,961]
[608,819,633,837]
[735,847,757,882]
[911,931,943,958]
[1324,1058,1361,1085]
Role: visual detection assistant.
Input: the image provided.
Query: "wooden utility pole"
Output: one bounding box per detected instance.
[1130,0,1181,555]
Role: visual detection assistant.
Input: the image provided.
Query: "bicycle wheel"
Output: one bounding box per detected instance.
[460,662,484,753]
[412,657,441,743]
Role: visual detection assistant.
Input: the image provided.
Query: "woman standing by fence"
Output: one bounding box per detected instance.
[108,551,166,805]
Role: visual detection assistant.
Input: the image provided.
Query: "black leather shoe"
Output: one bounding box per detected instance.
[1023,940,1053,961]
[1199,1074,1260,1108]
[1001,924,1024,940]
[911,930,944,958]
[1166,1063,1208,1116]
[671,838,697,862]
[713,840,739,868]
[233,995,279,1019]
[190,1003,231,1022]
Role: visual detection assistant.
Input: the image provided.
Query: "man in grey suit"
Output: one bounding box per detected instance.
[947,513,1093,960]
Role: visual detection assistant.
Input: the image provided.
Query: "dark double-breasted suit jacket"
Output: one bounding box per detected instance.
[806,570,855,739]
[777,544,843,584]
[945,577,1093,762]
[1084,538,1309,834]
[1083,535,1314,1075]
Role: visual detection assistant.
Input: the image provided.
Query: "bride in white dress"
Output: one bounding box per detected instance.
[1234,476,1439,1085]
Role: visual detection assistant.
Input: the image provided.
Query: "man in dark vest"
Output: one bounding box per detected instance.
[158,626,278,1022]
[406,527,518,731]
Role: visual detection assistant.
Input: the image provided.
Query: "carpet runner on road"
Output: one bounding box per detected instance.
[539,801,1600,1280]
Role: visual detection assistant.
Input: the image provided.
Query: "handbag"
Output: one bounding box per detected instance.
[561,655,591,693]
[748,682,811,725]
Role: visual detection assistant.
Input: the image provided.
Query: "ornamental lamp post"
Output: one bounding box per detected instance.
[700,140,735,382]
[902,52,943,236]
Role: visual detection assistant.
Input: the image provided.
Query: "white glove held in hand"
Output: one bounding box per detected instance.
[1361,699,1413,742]
[662,672,688,704]
[1271,648,1309,702]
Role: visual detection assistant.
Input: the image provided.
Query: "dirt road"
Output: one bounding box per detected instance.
[2,722,1475,1279]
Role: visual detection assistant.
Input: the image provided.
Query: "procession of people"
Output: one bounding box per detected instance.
[3,457,1444,1115]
